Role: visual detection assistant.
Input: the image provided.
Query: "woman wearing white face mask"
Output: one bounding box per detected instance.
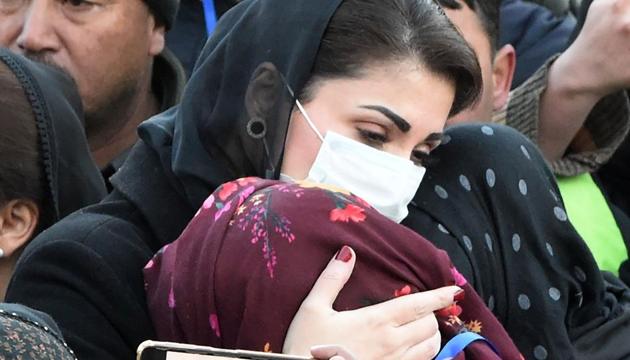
[137,0,630,357]
[143,0,522,359]
[10,0,630,358]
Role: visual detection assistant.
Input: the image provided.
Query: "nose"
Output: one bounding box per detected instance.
[16,1,60,54]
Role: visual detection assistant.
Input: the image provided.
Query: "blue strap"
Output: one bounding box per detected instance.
[202,0,218,35]
[435,332,499,360]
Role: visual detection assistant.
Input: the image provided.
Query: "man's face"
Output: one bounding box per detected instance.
[444,3,497,124]
[0,0,165,126]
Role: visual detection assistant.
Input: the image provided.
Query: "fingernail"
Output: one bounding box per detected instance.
[454,289,465,302]
[335,246,353,262]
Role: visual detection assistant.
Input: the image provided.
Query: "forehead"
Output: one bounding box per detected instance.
[443,3,493,61]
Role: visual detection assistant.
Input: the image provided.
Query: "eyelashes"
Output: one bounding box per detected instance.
[357,127,438,167]
[357,128,387,146]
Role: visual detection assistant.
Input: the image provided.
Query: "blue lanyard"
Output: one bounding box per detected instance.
[201,0,218,35]
[435,332,499,360]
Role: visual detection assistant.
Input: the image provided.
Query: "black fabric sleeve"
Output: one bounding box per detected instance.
[6,227,156,359]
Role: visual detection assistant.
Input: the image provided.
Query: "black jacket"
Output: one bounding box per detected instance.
[7,143,195,359]
[6,1,341,358]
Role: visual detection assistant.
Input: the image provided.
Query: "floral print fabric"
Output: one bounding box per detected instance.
[144,177,521,359]
[0,307,76,360]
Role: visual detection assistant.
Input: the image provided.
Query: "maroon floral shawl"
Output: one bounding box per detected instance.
[144,178,522,359]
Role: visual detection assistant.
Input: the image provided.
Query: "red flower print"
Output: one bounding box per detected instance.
[330,204,366,223]
[436,303,462,318]
[450,266,468,287]
[202,194,216,210]
[218,182,239,201]
[394,285,412,298]
[237,177,258,186]
[209,314,221,338]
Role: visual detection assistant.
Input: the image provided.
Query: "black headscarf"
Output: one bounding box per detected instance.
[0,49,106,226]
[138,0,342,210]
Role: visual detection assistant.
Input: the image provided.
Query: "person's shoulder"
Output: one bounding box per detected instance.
[21,193,153,270]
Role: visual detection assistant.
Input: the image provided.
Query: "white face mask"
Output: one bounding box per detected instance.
[291,99,426,223]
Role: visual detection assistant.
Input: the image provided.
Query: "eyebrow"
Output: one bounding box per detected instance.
[359,105,411,133]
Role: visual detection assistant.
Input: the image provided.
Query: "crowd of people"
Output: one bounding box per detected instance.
[1,0,630,359]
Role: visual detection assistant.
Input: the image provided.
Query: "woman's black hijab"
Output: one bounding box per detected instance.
[0,49,106,227]
[139,0,343,209]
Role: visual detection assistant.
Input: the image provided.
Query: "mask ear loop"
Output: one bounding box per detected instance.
[293,98,326,143]
[281,75,326,143]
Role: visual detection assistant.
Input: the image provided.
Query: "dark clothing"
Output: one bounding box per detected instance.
[500,0,576,88]
[153,49,187,114]
[100,48,186,189]
[0,304,76,359]
[7,1,630,359]
[404,124,630,360]
[144,0,179,29]
[166,0,241,76]
[7,141,198,359]
[0,49,106,227]
[599,141,630,239]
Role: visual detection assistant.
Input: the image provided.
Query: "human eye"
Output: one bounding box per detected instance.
[0,0,26,14]
[357,128,388,149]
[61,0,98,12]
[412,146,437,167]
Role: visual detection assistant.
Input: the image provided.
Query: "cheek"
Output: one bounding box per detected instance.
[280,113,323,179]
[60,26,150,107]
[0,16,22,47]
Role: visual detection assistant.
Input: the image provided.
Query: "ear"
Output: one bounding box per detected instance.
[147,15,166,57]
[0,200,39,259]
[245,62,284,120]
[491,44,516,111]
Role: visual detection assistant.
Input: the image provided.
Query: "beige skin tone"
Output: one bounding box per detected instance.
[0,0,165,168]
[281,60,451,180]
[444,3,516,125]
[284,246,461,360]
[446,0,630,163]
[280,60,459,360]
[0,200,38,300]
[538,0,630,159]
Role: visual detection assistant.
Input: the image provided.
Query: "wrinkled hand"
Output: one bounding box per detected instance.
[555,0,630,97]
[282,246,461,360]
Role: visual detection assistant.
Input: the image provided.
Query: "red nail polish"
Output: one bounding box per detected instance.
[335,246,353,262]
[454,289,465,302]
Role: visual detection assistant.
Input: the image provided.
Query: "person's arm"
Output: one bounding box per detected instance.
[499,0,630,176]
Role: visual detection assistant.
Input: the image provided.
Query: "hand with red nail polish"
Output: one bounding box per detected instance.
[283,246,462,360]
